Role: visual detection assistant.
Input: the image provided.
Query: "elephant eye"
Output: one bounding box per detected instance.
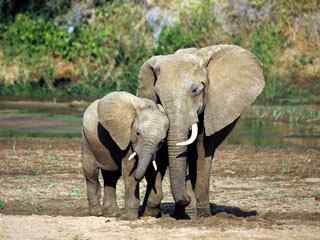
[136,129,141,136]
[191,83,204,96]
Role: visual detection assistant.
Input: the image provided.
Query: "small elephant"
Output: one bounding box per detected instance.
[81,91,169,219]
[137,45,265,218]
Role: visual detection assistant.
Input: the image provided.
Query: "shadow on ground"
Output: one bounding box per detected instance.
[159,202,257,219]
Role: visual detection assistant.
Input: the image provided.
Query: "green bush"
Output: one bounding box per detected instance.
[257,73,312,104]
[0,81,51,99]
[154,0,219,55]
[0,0,318,103]
[0,2,151,97]
[3,14,53,58]
[250,23,292,103]
[154,24,198,55]
[250,23,284,71]
[2,13,117,61]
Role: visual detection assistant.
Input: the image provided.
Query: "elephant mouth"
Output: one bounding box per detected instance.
[129,152,158,181]
[176,123,198,146]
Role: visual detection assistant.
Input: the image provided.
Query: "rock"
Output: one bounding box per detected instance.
[213,0,272,35]
[54,1,96,32]
[145,6,178,40]
[224,169,236,175]
[304,178,320,183]
[302,11,320,42]
[69,100,89,108]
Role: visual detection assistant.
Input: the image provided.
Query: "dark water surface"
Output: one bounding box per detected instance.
[0,102,319,149]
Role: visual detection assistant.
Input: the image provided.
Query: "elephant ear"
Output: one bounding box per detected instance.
[97,92,136,150]
[137,56,162,100]
[202,45,265,136]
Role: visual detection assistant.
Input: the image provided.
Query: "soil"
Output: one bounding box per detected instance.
[0,138,320,239]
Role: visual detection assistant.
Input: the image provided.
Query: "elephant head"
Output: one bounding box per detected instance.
[137,45,265,206]
[97,92,169,180]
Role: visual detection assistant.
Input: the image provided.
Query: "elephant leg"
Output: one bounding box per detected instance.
[121,157,140,220]
[186,177,197,214]
[101,169,121,217]
[186,140,198,216]
[85,173,102,216]
[143,167,163,217]
[195,118,239,217]
[81,137,102,216]
[143,146,168,217]
[195,135,212,217]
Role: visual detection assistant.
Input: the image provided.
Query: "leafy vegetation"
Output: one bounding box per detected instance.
[0,0,319,103]
[154,0,218,54]
[154,24,197,55]
[0,2,151,98]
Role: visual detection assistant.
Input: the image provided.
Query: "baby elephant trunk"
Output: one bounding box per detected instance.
[134,151,155,181]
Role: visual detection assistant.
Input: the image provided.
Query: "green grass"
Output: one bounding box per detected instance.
[0,199,5,210]
[47,154,64,162]
[256,74,315,104]
[70,186,81,198]
[252,105,320,123]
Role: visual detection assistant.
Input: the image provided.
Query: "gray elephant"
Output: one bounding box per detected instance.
[137,45,265,218]
[81,91,169,219]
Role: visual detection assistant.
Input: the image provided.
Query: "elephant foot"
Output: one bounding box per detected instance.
[143,206,161,218]
[103,206,122,217]
[120,208,139,220]
[197,207,211,218]
[172,205,190,220]
[89,205,103,216]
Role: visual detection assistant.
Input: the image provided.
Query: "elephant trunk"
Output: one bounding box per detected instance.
[167,127,191,207]
[134,146,154,181]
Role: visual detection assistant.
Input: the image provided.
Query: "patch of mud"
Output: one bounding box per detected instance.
[0,138,320,239]
[0,114,68,129]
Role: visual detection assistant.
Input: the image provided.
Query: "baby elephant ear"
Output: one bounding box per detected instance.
[97,92,136,150]
[202,45,265,136]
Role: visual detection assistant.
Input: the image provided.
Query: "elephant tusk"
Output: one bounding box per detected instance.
[176,123,198,146]
[152,160,157,171]
[128,152,137,161]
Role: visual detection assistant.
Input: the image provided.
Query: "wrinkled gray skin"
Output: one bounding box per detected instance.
[137,45,265,218]
[81,91,169,219]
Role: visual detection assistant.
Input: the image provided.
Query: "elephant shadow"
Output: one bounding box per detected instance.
[156,202,257,219]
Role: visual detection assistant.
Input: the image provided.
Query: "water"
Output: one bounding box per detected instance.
[227,117,320,149]
[0,104,82,138]
[0,103,319,149]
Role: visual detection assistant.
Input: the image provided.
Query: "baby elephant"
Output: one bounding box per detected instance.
[81,91,169,219]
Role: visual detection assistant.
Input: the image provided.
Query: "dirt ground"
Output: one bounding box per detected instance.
[0,138,320,239]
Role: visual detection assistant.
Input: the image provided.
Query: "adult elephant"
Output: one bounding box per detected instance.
[137,45,265,217]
